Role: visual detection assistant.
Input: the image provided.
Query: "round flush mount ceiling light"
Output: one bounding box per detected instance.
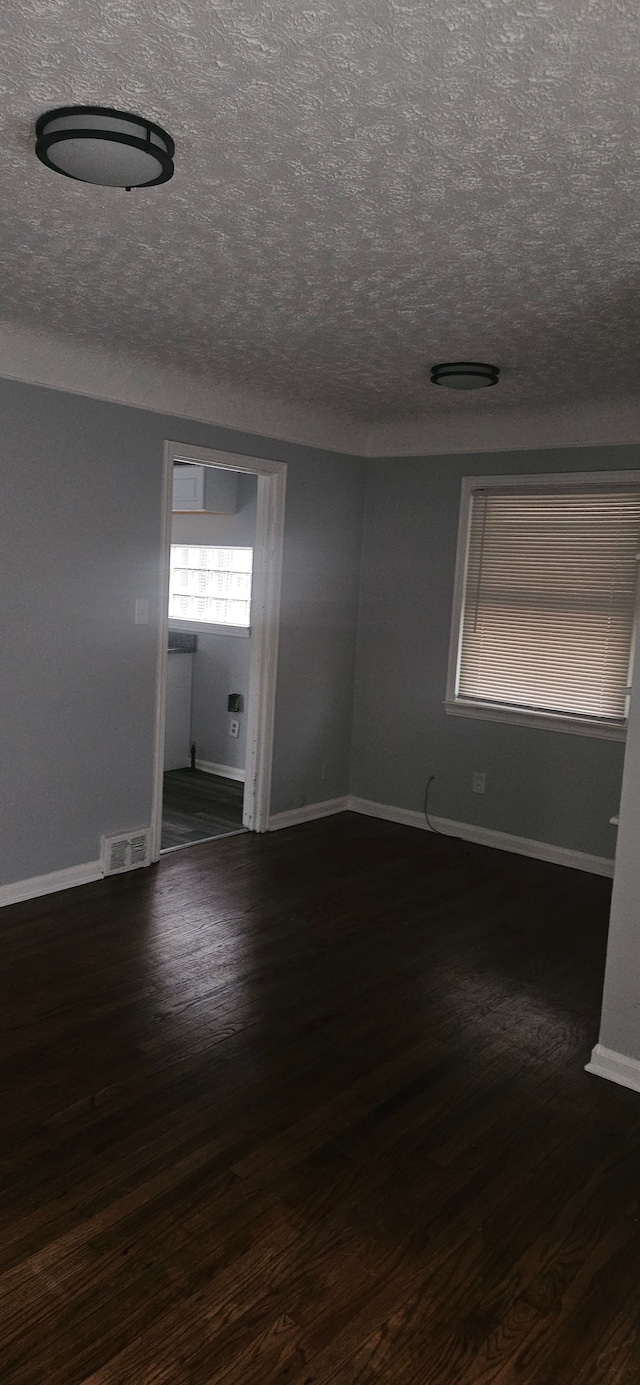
[430,361,499,390]
[35,106,174,189]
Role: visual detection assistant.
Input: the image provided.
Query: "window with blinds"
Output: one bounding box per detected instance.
[449,483,640,731]
[169,545,253,628]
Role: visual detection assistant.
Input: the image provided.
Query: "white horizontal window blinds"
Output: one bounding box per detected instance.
[457,489,640,724]
[169,545,253,626]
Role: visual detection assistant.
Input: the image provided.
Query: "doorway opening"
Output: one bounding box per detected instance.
[151,442,286,860]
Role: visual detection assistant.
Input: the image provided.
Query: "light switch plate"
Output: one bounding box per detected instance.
[135,598,149,625]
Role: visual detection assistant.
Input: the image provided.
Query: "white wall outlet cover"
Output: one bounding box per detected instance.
[472,772,486,793]
[135,598,149,625]
[230,719,240,737]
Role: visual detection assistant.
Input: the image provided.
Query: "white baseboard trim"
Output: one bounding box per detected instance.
[347,797,428,832]
[0,798,614,906]
[345,796,614,877]
[269,796,349,831]
[195,760,245,783]
[585,1044,640,1095]
[0,859,103,909]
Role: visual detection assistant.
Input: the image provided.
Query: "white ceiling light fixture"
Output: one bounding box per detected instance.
[35,106,174,189]
[431,362,500,390]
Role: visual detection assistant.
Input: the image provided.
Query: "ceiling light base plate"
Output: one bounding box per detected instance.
[431,362,499,390]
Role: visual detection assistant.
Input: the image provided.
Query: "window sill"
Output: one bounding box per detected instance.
[444,700,626,741]
[168,620,250,639]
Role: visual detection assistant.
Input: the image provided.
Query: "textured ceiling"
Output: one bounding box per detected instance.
[1,0,639,423]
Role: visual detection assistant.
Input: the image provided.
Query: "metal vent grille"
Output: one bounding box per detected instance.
[102,829,151,876]
[129,832,149,866]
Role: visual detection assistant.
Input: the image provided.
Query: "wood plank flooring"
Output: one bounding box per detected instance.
[0,812,639,1383]
[161,769,245,850]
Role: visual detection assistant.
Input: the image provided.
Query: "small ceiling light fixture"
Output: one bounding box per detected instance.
[430,361,499,390]
[35,106,174,189]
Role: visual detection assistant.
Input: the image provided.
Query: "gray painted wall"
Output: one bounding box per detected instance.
[2,369,635,890]
[349,446,639,859]
[271,450,366,813]
[0,377,365,886]
[170,472,257,771]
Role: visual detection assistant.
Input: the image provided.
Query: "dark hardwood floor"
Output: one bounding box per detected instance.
[161,768,245,850]
[0,813,639,1383]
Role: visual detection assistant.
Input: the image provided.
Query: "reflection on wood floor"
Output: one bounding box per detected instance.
[161,768,245,850]
[0,814,636,1381]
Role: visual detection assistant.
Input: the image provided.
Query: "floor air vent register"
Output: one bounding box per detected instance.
[101,829,151,875]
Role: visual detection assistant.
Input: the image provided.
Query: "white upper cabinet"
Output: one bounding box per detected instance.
[172,464,205,511]
[172,465,238,514]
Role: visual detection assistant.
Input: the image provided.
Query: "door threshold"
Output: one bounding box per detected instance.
[160,828,248,855]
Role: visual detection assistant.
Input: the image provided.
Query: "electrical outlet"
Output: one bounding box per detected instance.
[229,719,240,738]
[134,598,149,625]
[472,771,486,794]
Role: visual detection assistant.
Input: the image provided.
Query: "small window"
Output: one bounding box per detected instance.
[169,545,253,633]
[446,475,640,738]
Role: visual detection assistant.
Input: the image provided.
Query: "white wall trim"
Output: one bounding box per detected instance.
[0,797,613,906]
[196,759,246,782]
[0,320,366,456]
[347,797,429,832]
[151,442,286,856]
[164,440,285,477]
[266,791,615,875]
[444,699,627,741]
[243,464,286,832]
[585,1044,640,1095]
[346,796,614,876]
[150,443,175,862]
[0,860,103,909]
[269,797,349,831]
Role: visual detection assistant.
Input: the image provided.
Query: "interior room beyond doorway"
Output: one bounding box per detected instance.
[161,461,258,852]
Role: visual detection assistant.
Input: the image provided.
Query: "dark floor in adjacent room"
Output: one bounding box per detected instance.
[1,812,639,1384]
[161,767,245,850]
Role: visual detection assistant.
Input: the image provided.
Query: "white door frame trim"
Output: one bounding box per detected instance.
[151,441,287,859]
